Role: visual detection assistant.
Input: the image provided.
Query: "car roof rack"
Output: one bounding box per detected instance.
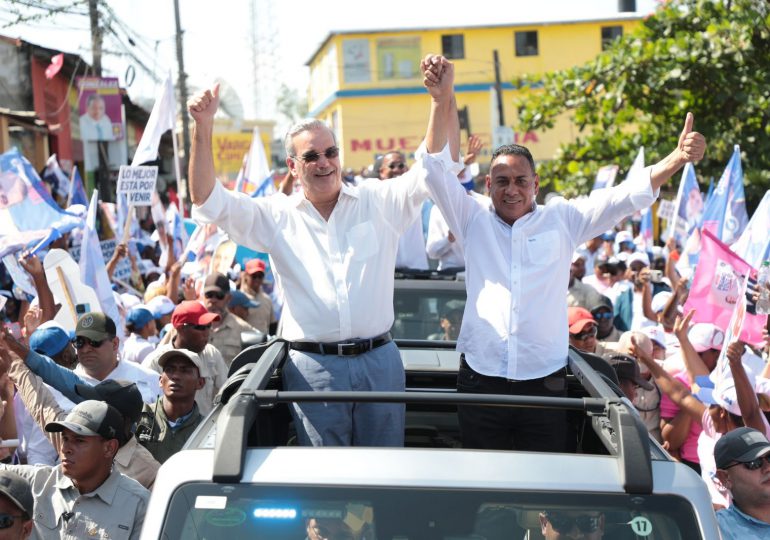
[210,340,653,495]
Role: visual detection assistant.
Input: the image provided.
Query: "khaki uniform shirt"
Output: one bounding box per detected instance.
[241,287,276,334]
[137,398,202,464]
[9,359,160,490]
[1,463,148,539]
[209,311,256,368]
[142,341,228,416]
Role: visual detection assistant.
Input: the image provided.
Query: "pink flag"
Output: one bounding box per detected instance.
[684,228,767,346]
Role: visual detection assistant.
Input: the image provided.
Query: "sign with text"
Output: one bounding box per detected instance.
[117,166,158,206]
[69,239,132,283]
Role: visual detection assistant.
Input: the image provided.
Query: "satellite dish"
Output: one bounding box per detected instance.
[213,78,244,120]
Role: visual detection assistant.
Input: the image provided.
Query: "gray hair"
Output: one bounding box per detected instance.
[283,119,337,157]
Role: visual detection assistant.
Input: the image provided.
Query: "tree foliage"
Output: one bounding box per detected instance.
[514,0,770,209]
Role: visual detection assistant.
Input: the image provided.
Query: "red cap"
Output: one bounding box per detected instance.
[245,259,266,275]
[171,301,220,328]
[568,306,595,334]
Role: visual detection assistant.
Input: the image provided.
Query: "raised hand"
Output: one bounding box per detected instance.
[725,340,745,364]
[676,113,706,164]
[183,277,197,301]
[187,83,221,126]
[22,305,43,337]
[673,309,695,340]
[18,254,44,278]
[421,54,454,102]
[463,135,483,166]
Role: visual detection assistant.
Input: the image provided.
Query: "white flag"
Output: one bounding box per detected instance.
[132,75,175,166]
[80,190,120,327]
[731,190,770,268]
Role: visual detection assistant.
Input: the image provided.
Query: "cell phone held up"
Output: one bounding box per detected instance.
[3,322,22,340]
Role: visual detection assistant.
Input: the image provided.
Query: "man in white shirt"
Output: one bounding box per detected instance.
[187,76,454,446]
[421,54,706,451]
[378,151,429,270]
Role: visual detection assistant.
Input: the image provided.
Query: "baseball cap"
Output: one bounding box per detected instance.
[715,427,770,469]
[605,353,654,391]
[651,291,674,314]
[588,295,613,313]
[616,330,653,359]
[157,348,205,375]
[146,295,176,319]
[171,301,220,328]
[45,400,124,443]
[137,259,163,278]
[616,231,633,244]
[0,471,33,518]
[203,273,230,294]
[627,251,650,267]
[126,306,154,330]
[74,379,143,424]
[688,323,725,353]
[568,307,595,334]
[229,290,260,309]
[641,326,667,349]
[75,312,116,341]
[245,259,266,275]
[119,293,142,310]
[29,321,72,357]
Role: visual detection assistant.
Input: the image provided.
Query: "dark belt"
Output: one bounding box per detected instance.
[290,332,392,357]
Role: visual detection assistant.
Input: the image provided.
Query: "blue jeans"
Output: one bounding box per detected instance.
[282,341,405,446]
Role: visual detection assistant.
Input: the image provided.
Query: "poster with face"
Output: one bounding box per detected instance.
[77,77,124,141]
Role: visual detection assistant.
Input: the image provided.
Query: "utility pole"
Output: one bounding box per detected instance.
[492,50,505,127]
[87,0,110,201]
[173,0,190,212]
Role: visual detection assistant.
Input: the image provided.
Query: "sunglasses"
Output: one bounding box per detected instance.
[570,326,598,340]
[294,146,339,163]
[205,291,226,300]
[0,514,24,529]
[182,323,212,331]
[74,336,107,349]
[724,455,770,471]
[388,161,407,170]
[591,311,614,320]
[543,512,601,534]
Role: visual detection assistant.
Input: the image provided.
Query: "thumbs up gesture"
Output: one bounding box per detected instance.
[676,112,706,164]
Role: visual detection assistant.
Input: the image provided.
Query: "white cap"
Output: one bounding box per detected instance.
[616,231,633,244]
[146,295,176,319]
[688,323,725,353]
[651,291,677,314]
[641,325,667,348]
[120,293,142,310]
[627,251,650,267]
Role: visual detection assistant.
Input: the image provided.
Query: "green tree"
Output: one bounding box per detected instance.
[514,0,770,209]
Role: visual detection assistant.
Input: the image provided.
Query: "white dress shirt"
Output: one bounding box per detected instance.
[427,203,464,270]
[75,360,161,404]
[396,218,429,270]
[193,154,446,342]
[426,153,658,380]
[426,192,488,270]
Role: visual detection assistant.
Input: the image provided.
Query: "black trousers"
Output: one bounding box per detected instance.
[457,356,569,452]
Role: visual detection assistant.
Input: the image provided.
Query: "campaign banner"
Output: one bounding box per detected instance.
[69,239,132,283]
[117,166,158,206]
[712,271,750,389]
[76,77,124,141]
[591,165,619,191]
[684,228,767,346]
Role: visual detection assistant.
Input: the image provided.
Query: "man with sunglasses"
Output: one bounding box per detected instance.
[239,259,277,335]
[377,151,429,271]
[0,471,33,539]
[202,273,257,367]
[568,307,598,355]
[142,301,228,417]
[715,427,770,539]
[187,62,459,447]
[539,510,605,539]
[421,54,705,452]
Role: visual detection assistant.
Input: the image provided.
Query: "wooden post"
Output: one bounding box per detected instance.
[56,266,77,320]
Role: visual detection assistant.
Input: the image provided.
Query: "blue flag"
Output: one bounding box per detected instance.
[0,148,82,258]
[667,163,703,244]
[68,166,88,207]
[701,145,748,245]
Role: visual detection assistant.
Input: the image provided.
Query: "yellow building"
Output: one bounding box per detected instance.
[306,15,642,171]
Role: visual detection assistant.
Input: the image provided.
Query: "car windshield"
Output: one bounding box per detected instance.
[391,284,466,340]
[162,484,703,539]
